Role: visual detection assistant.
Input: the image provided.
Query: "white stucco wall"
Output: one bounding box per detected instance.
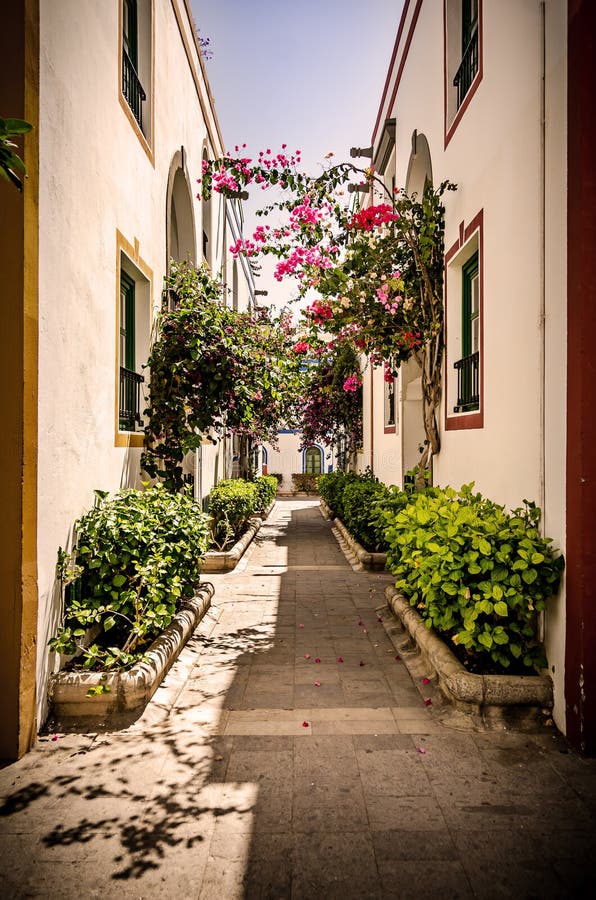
[263,433,335,493]
[35,0,252,723]
[368,1,568,726]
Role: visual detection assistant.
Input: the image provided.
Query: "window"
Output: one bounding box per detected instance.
[304,446,323,475]
[120,0,153,151]
[445,211,483,430]
[453,252,480,412]
[116,233,152,445]
[202,149,211,267]
[444,0,482,145]
[384,372,397,432]
[118,271,144,432]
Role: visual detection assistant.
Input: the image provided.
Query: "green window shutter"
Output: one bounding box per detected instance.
[120,270,135,372]
[462,251,479,358]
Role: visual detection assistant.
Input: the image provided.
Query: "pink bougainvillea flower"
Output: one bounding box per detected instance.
[304,654,311,659]
[337,657,344,663]
[299,623,305,628]
[395,655,401,661]
[315,657,321,663]
[377,616,384,622]
[302,721,309,728]
[359,660,366,667]
[51,735,59,742]
[363,629,368,634]
[422,677,430,685]
[314,681,321,687]
[417,746,427,754]
[358,620,365,626]
[424,698,432,707]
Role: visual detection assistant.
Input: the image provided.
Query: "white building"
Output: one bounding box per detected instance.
[359,0,595,753]
[261,431,337,493]
[1,0,255,759]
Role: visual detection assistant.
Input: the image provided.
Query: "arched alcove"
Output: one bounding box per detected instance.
[405,131,433,196]
[166,149,196,265]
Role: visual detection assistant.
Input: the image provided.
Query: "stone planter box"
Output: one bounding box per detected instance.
[384,585,553,726]
[319,502,387,571]
[201,500,275,574]
[48,581,214,722]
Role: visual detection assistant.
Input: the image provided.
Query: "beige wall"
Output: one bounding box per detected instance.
[34,0,252,726]
[368,1,568,727]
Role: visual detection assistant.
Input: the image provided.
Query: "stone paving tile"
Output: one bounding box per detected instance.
[2,499,596,898]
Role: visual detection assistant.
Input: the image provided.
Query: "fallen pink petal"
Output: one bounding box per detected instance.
[337,657,344,663]
[315,657,321,663]
[314,681,321,687]
[417,746,427,754]
[299,624,305,628]
[358,620,365,626]
[359,660,366,666]
[304,654,311,659]
[395,655,401,661]
[302,721,309,728]
[424,698,432,706]
[51,735,59,742]
[377,616,384,622]
[422,677,430,685]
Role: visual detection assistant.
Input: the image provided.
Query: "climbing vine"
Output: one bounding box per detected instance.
[200,148,455,477]
[142,261,303,491]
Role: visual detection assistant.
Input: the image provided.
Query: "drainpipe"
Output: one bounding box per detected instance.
[538,0,546,641]
[369,358,374,475]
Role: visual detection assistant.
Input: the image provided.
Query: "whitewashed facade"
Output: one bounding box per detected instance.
[360,0,596,751]
[1,0,255,757]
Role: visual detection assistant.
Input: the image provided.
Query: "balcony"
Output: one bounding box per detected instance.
[453,351,479,412]
[119,366,145,432]
[122,48,146,129]
[453,25,479,109]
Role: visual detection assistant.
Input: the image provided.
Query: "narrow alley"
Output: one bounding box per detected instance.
[1,500,595,899]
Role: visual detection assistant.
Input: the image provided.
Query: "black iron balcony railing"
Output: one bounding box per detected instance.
[453,351,479,412]
[122,48,146,129]
[453,25,479,109]
[119,366,145,432]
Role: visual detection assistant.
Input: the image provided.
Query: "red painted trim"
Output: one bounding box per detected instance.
[565,0,596,756]
[444,209,484,432]
[443,0,484,149]
[371,0,423,146]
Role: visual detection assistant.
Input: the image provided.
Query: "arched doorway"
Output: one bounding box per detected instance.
[303,445,323,475]
[166,149,196,266]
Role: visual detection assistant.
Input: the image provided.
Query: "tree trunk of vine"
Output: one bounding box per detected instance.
[417,332,443,486]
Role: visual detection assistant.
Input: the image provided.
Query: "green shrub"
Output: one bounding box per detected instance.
[253,475,278,510]
[380,484,565,671]
[317,470,359,518]
[341,478,392,551]
[50,484,210,671]
[269,472,283,486]
[291,473,318,493]
[209,478,260,548]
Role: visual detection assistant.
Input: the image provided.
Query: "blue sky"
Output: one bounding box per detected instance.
[189,0,404,302]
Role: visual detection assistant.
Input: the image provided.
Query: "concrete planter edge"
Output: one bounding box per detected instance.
[384,585,553,717]
[48,581,215,720]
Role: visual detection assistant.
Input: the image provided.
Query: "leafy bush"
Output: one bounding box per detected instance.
[50,485,210,671]
[341,478,392,551]
[380,484,565,672]
[253,475,278,511]
[317,470,359,518]
[209,479,260,548]
[269,472,283,486]
[291,473,318,493]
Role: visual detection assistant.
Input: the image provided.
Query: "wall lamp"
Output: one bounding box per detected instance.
[347,183,370,194]
[349,146,373,159]
[254,289,268,296]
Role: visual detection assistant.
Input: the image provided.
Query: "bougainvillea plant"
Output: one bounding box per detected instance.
[297,338,363,461]
[142,261,303,491]
[199,147,456,476]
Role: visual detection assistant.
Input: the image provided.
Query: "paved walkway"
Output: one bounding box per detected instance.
[1,499,596,898]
